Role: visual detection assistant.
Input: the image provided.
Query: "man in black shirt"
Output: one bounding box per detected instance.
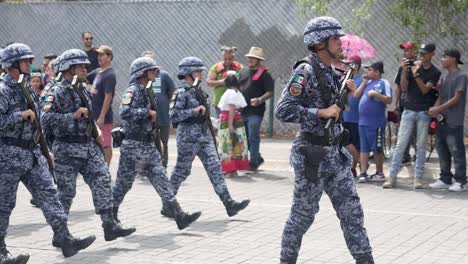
[239,47,273,171]
[81,32,99,72]
[383,43,441,189]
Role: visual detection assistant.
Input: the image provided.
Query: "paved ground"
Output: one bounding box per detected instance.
[6,138,468,264]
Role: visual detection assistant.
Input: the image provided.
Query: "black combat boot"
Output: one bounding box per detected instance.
[167,200,202,230]
[354,252,375,264]
[223,198,250,217]
[101,210,136,241]
[112,207,121,223]
[0,238,29,264]
[279,257,297,264]
[52,225,96,258]
[160,201,182,219]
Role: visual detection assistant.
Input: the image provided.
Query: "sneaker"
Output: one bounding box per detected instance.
[449,182,465,192]
[382,177,397,188]
[413,178,425,189]
[429,179,451,189]
[368,173,386,182]
[357,173,368,183]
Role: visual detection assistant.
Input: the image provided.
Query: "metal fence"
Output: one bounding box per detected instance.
[1,0,467,135]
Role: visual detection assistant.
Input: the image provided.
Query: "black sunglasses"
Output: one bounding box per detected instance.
[84,37,93,40]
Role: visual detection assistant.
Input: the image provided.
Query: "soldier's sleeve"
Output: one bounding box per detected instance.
[119,87,149,121]
[40,86,76,133]
[170,88,195,123]
[275,63,320,124]
[0,86,23,130]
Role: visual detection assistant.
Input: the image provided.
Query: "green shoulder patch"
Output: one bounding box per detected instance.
[45,95,55,103]
[122,92,134,105]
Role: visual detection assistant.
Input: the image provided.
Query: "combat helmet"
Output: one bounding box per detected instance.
[1,43,35,70]
[129,57,159,82]
[57,49,89,72]
[303,16,345,46]
[177,56,205,80]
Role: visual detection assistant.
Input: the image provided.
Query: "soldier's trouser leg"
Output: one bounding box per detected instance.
[112,145,138,208]
[24,154,68,229]
[80,153,113,214]
[145,146,176,203]
[0,171,22,238]
[197,141,230,199]
[280,165,324,263]
[170,141,199,194]
[55,158,80,215]
[323,150,372,257]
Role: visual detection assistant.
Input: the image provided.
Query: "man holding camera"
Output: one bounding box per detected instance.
[383,43,441,189]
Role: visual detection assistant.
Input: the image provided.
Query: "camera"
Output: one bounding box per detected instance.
[407,59,415,66]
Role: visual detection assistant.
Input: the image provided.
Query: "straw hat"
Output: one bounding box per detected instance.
[245,47,265,61]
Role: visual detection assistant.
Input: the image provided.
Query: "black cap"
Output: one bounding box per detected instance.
[365,61,384,74]
[444,49,464,65]
[419,43,436,54]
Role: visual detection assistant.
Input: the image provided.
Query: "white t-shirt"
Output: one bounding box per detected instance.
[217,89,247,111]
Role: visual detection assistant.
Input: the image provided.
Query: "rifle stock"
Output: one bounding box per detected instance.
[71,75,104,154]
[324,64,356,130]
[145,80,163,155]
[192,78,219,157]
[18,74,56,183]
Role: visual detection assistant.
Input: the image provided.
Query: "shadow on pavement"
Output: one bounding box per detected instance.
[8,223,48,239]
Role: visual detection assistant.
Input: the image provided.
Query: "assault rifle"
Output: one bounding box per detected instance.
[18,74,56,183]
[192,78,219,157]
[145,80,163,155]
[324,64,356,131]
[71,75,104,154]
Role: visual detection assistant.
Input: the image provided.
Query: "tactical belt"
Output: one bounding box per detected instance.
[124,133,154,143]
[0,137,36,149]
[299,132,341,147]
[181,116,203,124]
[56,135,91,144]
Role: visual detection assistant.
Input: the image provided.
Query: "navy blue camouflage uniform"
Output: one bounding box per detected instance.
[275,16,373,264]
[0,74,68,237]
[169,56,249,217]
[41,78,113,215]
[114,82,177,209]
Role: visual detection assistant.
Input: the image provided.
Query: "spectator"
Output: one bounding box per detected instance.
[81,31,99,72]
[87,45,116,165]
[342,55,363,177]
[354,62,392,182]
[429,49,467,192]
[395,41,418,165]
[239,47,273,171]
[207,46,243,116]
[30,71,43,96]
[41,53,57,84]
[383,43,441,189]
[217,72,249,177]
[142,51,177,169]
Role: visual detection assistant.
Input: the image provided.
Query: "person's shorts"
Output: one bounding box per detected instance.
[343,122,359,150]
[358,125,384,153]
[102,123,113,148]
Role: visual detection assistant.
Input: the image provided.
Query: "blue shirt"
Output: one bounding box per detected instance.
[343,75,363,124]
[358,79,392,128]
[152,70,176,126]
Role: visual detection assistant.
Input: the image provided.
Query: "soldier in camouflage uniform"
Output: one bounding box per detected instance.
[113,57,201,230]
[275,17,374,264]
[164,56,250,218]
[41,49,136,244]
[0,43,96,263]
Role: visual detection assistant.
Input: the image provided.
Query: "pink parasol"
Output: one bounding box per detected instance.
[340,33,376,58]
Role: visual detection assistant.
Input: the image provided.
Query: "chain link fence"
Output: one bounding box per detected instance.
[1,0,466,135]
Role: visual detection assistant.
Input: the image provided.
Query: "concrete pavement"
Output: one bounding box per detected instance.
[5,138,468,264]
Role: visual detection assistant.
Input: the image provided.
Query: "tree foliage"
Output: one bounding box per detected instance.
[294,0,468,43]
